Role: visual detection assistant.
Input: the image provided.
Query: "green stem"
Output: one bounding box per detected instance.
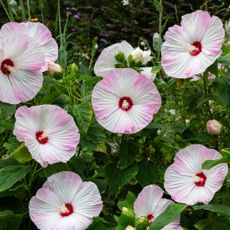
[19,0,26,21]
[202,71,212,119]
[157,0,163,61]
[0,0,12,21]
[57,0,63,43]
[27,0,31,19]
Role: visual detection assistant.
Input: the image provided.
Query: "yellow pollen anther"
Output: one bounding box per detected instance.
[188,44,199,52]
[60,204,68,213]
[194,175,202,183]
[122,100,129,109]
[5,65,16,74]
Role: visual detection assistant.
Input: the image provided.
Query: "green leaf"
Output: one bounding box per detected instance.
[12,144,32,164]
[217,54,230,65]
[193,204,230,217]
[80,122,106,151]
[202,148,230,169]
[87,217,111,230]
[0,210,22,230]
[42,163,70,178]
[202,158,226,169]
[195,216,230,230]
[117,191,136,210]
[215,76,230,107]
[0,210,16,219]
[152,66,161,74]
[106,164,139,194]
[137,159,159,186]
[72,102,93,133]
[149,203,187,230]
[116,207,135,228]
[0,165,31,192]
[135,216,149,230]
[119,139,140,168]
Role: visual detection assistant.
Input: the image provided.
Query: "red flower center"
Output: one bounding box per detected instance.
[60,203,74,217]
[35,131,49,144]
[194,172,206,187]
[118,96,133,111]
[147,213,154,224]
[189,41,202,56]
[1,59,14,75]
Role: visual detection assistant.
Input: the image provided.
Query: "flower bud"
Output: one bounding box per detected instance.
[206,119,222,135]
[48,62,62,73]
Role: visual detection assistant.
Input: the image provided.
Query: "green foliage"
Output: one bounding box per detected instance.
[215,76,230,107]
[195,216,230,230]
[0,165,31,192]
[193,204,230,217]
[72,102,93,133]
[117,191,136,210]
[12,144,32,164]
[119,139,140,168]
[0,210,22,230]
[149,204,187,230]
[106,163,138,195]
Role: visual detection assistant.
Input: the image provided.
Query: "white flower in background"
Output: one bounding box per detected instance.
[122,0,129,6]
[168,109,176,115]
[94,40,155,80]
[131,47,153,65]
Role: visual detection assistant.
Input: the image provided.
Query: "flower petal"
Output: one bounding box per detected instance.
[94,40,134,77]
[164,144,226,205]
[181,10,212,41]
[29,172,102,230]
[92,68,161,134]
[43,172,83,203]
[161,10,224,78]
[72,181,103,218]
[0,72,19,104]
[8,70,43,103]
[22,22,58,71]
[134,185,164,218]
[29,187,62,230]
[13,105,80,167]
[201,16,224,57]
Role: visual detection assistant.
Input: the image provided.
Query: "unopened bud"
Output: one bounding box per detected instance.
[48,62,62,73]
[206,119,222,135]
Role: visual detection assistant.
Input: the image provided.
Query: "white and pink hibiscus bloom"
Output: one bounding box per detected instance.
[164,144,228,205]
[92,68,161,134]
[134,185,182,229]
[29,171,103,230]
[161,10,225,78]
[0,22,58,71]
[0,22,58,104]
[13,105,80,167]
[94,40,155,80]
